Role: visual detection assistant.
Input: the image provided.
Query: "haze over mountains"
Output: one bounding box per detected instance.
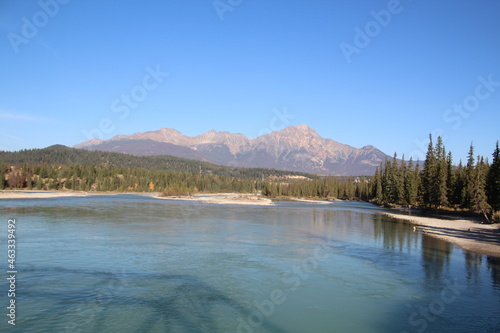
[75,125,389,175]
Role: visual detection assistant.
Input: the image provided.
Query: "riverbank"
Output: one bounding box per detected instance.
[383,212,500,257]
[0,190,90,199]
[156,193,274,206]
[0,190,274,206]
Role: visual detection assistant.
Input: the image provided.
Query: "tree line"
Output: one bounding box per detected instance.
[260,175,370,200]
[0,162,265,195]
[370,136,500,220]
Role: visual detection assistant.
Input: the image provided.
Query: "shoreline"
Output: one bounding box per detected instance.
[0,190,274,206]
[382,212,500,258]
[0,190,91,199]
[155,192,274,206]
[0,190,334,206]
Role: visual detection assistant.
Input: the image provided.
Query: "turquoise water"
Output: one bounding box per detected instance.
[0,195,499,332]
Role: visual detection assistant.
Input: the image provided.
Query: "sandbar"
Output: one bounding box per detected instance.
[156,193,274,206]
[383,212,500,257]
[0,190,90,199]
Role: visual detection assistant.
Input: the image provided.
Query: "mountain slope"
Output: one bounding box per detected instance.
[0,145,313,179]
[75,125,389,175]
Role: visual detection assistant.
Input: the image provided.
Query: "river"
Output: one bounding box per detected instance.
[0,195,498,332]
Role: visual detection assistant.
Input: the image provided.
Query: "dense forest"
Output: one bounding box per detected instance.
[0,145,313,195]
[368,136,500,221]
[260,136,500,221]
[1,138,499,221]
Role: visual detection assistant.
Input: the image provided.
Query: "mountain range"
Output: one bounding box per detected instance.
[74,125,388,175]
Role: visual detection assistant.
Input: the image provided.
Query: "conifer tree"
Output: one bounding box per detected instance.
[434,137,448,208]
[382,157,393,203]
[454,160,466,207]
[470,156,490,218]
[486,141,500,213]
[420,135,436,207]
[395,154,405,204]
[372,165,383,201]
[404,157,418,206]
[463,144,475,209]
[446,151,456,206]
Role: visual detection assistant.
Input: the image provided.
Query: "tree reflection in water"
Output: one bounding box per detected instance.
[14,267,288,333]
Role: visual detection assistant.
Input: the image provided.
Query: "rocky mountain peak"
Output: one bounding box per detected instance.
[74,125,389,175]
[295,124,318,135]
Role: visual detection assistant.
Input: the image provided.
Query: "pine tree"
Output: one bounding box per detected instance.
[420,134,436,207]
[394,154,405,204]
[454,160,466,207]
[434,137,448,208]
[446,151,456,207]
[404,157,418,206]
[372,165,383,202]
[463,144,475,209]
[486,141,500,213]
[470,156,490,218]
[381,157,393,203]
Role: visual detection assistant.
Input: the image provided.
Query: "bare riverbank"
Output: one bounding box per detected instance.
[0,190,274,206]
[383,212,500,257]
[0,190,90,199]
[156,193,274,206]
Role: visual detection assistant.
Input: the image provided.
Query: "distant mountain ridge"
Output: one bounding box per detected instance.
[0,145,312,180]
[75,125,389,175]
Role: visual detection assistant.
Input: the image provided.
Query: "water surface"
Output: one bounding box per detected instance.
[0,195,498,332]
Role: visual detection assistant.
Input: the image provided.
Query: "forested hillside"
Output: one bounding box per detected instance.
[0,145,312,179]
[0,145,364,198]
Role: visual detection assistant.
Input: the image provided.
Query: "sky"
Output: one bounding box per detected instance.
[0,0,499,163]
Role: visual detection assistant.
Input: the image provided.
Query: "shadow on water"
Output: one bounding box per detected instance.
[421,234,452,281]
[487,256,500,291]
[11,267,288,333]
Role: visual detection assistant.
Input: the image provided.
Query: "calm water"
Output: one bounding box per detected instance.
[0,195,499,333]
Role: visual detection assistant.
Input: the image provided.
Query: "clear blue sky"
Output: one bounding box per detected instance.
[1,0,499,163]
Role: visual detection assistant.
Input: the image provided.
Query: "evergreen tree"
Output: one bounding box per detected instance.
[446,151,456,206]
[372,165,383,202]
[469,156,490,218]
[404,157,418,206]
[394,154,404,204]
[463,144,475,209]
[453,161,466,207]
[420,135,436,207]
[433,137,448,208]
[381,157,393,203]
[486,141,500,212]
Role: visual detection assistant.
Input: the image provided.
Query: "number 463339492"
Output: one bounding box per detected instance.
[8,219,16,269]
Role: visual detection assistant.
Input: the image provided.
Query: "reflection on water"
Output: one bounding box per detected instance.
[421,235,452,281]
[12,267,287,333]
[0,196,499,332]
